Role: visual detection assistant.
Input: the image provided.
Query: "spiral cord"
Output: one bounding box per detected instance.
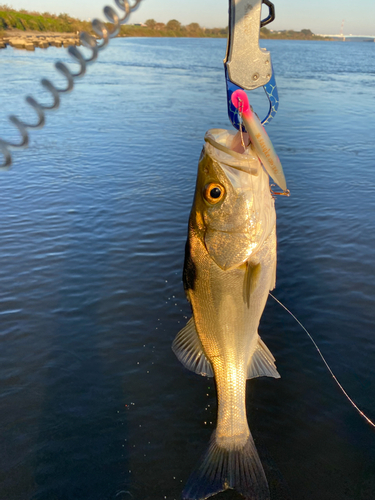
[0,0,143,169]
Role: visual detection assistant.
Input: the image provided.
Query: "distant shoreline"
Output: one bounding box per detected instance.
[0,28,332,52]
[1,27,330,41]
[0,7,330,46]
[0,32,331,52]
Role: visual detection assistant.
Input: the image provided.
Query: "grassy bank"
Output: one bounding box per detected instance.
[0,6,90,33]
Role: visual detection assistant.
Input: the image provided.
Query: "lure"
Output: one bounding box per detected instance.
[231,89,287,191]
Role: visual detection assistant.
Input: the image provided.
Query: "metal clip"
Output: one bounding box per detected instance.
[224,0,279,129]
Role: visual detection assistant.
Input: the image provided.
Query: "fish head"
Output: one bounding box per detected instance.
[190,129,276,271]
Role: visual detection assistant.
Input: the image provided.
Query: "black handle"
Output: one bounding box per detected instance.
[261,0,275,28]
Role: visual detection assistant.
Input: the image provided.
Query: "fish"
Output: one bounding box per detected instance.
[172,128,281,500]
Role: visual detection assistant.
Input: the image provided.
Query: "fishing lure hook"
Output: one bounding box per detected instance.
[0,0,142,169]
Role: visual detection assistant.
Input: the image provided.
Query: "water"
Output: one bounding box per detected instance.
[0,38,374,500]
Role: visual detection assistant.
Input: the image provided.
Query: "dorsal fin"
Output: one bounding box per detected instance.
[172,318,214,377]
[247,337,280,379]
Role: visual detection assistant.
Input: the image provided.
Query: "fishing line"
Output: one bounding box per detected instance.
[269,292,375,429]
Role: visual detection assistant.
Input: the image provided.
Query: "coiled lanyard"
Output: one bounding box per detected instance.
[0,0,142,169]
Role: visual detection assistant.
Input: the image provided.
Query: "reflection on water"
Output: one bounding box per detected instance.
[0,38,375,500]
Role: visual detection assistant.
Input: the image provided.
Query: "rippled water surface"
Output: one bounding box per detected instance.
[1,38,375,500]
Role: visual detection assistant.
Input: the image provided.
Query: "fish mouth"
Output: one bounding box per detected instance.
[204,129,260,177]
[204,136,259,176]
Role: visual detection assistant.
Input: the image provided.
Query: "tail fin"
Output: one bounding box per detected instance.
[182,431,270,500]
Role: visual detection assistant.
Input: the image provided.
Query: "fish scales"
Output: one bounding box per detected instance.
[173,128,280,500]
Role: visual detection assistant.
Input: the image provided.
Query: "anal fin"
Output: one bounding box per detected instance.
[247,337,280,379]
[172,318,214,377]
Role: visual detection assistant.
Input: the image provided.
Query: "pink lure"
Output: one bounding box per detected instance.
[231,90,287,191]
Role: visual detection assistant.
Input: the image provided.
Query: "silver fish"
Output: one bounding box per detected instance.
[173,128,281,500]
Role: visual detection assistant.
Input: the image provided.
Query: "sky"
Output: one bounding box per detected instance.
[4,0,375,36]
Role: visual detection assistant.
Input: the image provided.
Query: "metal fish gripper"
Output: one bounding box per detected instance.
[224,0,279,128]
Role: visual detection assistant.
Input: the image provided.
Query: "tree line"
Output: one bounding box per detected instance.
[0,7,227,38]
[120,19,228,38]
[0,5,91,33]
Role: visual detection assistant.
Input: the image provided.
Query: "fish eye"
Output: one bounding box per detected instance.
[204,183,225,204]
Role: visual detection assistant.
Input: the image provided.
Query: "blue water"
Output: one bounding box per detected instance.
[0,37,375,500]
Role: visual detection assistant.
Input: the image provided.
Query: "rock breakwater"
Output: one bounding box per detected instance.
[0,32,81,50]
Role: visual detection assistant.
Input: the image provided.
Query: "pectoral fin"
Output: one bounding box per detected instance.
[172,318,214,377]
[243,262,262,307]
[247,337,280,379]
[269,252,276,291]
